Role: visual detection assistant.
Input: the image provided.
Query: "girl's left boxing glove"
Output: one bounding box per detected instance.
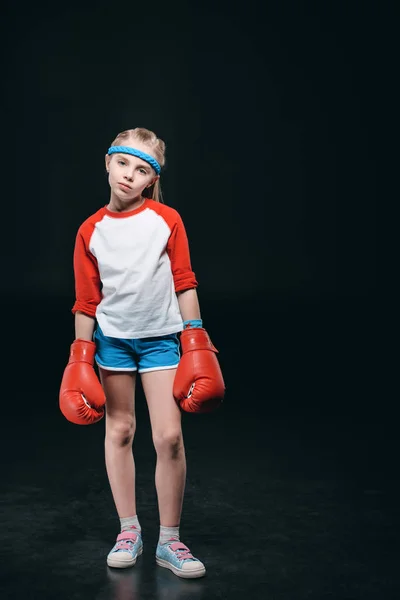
[173,327,225,413]
[59,339,106,425]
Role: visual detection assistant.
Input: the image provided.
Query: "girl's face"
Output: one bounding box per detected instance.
[105,141,159,202]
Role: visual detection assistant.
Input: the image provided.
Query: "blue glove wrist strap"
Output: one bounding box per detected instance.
[183,319,203,329]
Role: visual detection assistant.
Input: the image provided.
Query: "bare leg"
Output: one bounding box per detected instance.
[141,368,186,527]
[100,369,137,518]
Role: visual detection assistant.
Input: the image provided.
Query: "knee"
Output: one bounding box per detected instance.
[153,430,183,459]
[106,417,136,447]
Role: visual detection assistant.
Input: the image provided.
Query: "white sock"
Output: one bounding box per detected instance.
[120,515,141,533]
[159,525,180,545]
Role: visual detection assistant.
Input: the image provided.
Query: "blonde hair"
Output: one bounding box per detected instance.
[110,127,166,203]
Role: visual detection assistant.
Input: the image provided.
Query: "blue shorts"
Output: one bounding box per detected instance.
[94,326,181,373]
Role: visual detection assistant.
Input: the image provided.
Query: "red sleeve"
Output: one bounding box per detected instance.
[166,212,198,292]
[71,224,102,317]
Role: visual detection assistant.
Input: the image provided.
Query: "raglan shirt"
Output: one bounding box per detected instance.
[71,199,198,338]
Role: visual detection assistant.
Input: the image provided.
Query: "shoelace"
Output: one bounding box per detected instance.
[167,541,195,561]
[114,528,139,552]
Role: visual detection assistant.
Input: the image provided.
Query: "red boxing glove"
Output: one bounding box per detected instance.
[173,328,225,413]
[59,339,106,425]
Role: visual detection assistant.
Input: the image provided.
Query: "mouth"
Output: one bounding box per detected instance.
[118,182,131,191]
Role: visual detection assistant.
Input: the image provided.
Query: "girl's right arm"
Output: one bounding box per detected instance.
[75,311,96,341]
[71,226,102,325]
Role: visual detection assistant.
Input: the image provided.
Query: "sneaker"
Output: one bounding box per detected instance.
[107,527,143,569]
[156,540,206,579]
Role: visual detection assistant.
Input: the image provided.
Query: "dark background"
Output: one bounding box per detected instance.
[1,1,378,300]
[1,1,380,416]
[0,1,391,599]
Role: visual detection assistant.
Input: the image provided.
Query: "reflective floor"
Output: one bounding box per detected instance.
[1,294,396,599]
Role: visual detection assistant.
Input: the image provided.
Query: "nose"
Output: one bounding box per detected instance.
[124,171,134,182]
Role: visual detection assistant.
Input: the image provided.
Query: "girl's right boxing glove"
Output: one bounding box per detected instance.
[59,339,106,425]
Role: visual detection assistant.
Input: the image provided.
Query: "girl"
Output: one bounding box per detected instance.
[60,127,224,579]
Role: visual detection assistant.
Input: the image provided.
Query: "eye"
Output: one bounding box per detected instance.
[117,160,126,166]
[139,168,148,175]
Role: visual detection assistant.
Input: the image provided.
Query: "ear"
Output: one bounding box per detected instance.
[105,154,111,172]
[147,175,160,188]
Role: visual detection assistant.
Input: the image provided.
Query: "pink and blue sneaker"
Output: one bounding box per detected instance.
[107,526,143,569]
[156,540,206,579]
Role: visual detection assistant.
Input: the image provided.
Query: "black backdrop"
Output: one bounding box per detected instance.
[0,2,381,422]
[0,3,393,598]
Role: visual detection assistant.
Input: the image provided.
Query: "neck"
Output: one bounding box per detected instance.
[108,193,145,213]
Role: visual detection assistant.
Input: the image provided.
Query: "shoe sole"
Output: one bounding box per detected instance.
[107,546,143,569]
[156,557,206,579]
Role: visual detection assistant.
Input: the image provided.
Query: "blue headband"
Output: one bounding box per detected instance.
[107,145,161,174]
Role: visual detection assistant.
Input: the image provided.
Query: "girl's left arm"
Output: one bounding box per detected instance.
[176,288,201,322]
